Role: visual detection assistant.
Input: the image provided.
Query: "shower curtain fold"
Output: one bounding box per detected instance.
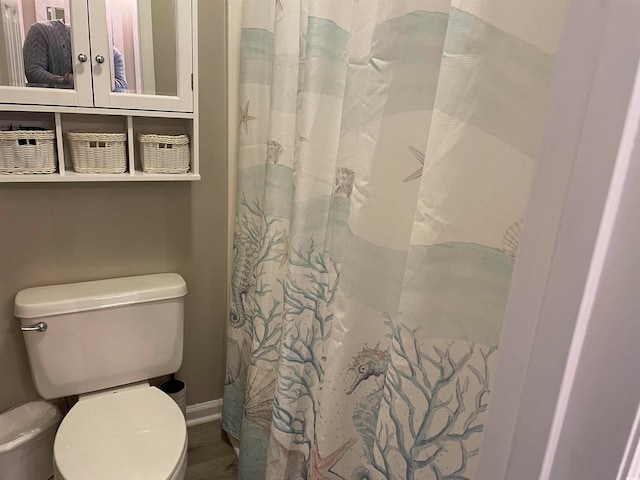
[223,1,567,479]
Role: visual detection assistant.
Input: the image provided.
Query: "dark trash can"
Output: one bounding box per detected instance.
[160,379,187,418]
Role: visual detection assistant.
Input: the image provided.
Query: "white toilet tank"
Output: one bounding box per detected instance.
[15,273,187,400]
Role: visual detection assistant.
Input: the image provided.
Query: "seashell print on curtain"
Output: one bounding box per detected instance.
[223,1,568,479]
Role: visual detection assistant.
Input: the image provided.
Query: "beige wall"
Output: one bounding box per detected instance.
[0,0,227,413]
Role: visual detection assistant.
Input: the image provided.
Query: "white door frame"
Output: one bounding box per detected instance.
[477,1,640,479]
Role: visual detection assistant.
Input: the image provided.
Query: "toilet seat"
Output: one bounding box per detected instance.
[53,385,187,480]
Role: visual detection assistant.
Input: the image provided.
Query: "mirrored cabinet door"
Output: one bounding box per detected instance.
[88,0,193,112]
[0,0,92,106]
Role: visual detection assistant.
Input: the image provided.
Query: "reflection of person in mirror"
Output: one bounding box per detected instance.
[23,20,127,91]
[23,20,71,87]
[111,47,127,92]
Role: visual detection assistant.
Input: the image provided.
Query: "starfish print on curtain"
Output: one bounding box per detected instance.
[310,438,357,480]
[403,145,426,183]
[240,100,256,134]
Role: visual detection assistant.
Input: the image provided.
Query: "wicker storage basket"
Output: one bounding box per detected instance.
[67,131,127,174]
[138,133,190,174]
[0,129,56,174]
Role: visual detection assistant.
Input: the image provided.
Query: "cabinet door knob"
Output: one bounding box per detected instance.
[78,53,87,63]
[95,55,105,64]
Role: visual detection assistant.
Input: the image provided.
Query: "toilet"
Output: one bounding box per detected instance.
[14,273,189,480]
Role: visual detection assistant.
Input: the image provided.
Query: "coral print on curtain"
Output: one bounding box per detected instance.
[223,0,567,479]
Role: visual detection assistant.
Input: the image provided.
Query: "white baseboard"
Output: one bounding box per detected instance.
[186,398,223,427]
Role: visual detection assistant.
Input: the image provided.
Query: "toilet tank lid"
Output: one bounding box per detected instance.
[14,273,187,319]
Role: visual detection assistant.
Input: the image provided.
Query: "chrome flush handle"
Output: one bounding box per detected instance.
[21,322,47,332]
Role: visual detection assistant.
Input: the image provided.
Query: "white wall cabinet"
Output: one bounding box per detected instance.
[0,0,199,182]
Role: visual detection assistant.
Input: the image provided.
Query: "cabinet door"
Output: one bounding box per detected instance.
[0,0,92,107]
[88,0,193,112]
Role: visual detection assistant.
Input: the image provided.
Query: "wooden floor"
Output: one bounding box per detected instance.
[186,420,238,480]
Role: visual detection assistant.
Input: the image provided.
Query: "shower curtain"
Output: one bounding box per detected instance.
[223,1,567,479]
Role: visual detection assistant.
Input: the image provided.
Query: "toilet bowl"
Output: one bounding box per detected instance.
[15,274,188,480]
[53,384,187,480]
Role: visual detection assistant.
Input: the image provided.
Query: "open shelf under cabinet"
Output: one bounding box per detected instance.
[0,111,199,182]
